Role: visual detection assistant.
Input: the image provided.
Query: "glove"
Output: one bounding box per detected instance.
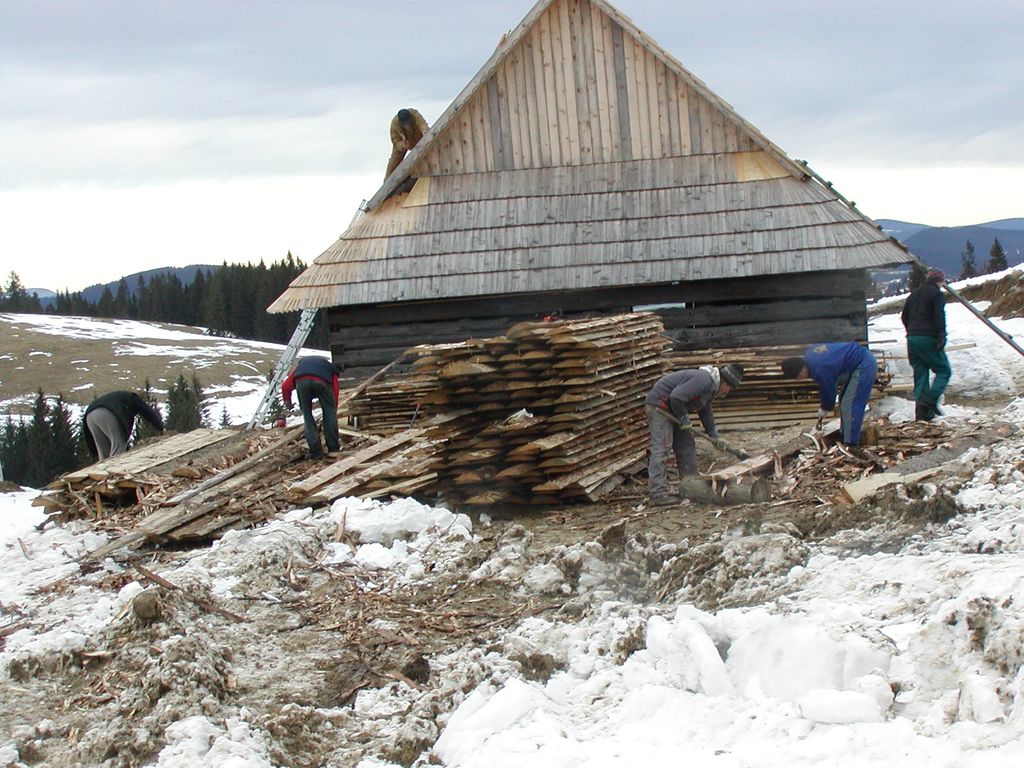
[712,437,730,452]
[816,408,832,419]
[936,335,946,351]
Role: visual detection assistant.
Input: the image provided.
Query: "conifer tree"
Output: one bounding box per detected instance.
[165,374,207,432]
[959,240,978,280]
[987,238,1008,274]
[133,379,163,442]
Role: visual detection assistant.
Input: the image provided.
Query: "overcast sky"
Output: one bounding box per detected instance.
[2,0,1022,292]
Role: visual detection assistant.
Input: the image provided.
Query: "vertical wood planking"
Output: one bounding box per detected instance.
[622,35,642,159]
[459,103,475,173]
[710,104,726,153]
[644,47,664,157]
[697,94,714,154]
[486,78,507,171]
[570,0,595,164]
[610,23,631,161]
[538,9,562,166]
[510,46,534,169]
[674,73,691,155]
[500,60,524,168]
[552,2,578,165]
[655,59,673,155]
[580,0,607,162]
[632,36,653,157]
[497,62,516,169]
[686,83,702,154]
[596,11,620,161]
[473,91,492,172]
[524,32,548,167]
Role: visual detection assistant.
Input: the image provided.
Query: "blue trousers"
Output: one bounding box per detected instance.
[296,378,340,455]
[838,357,877,445]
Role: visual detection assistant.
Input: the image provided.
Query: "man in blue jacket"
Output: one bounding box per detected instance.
[282,356,342,459]
[780,343,877,446]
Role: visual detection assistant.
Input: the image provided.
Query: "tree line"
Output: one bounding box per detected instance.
[1,375,213,489]
[0,253,328,347]
[958,238,1008,281]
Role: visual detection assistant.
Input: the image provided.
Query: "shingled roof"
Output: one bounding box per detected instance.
[268,0,910,314]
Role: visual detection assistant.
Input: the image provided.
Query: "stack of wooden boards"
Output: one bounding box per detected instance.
[668,345,893,429]
[343,312,670,505]
[32,429,244,519]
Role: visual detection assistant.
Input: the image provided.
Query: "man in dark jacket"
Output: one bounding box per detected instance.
[282,356,341,459]
[84,390,165,461]
[901,269,951,421]
[644,363,744,505]
[780,342,877,446]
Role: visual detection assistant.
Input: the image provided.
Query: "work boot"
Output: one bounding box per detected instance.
[914,402,933,422]
[649,493,676,507]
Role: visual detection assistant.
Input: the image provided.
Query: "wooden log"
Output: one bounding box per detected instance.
[677,475,771,505]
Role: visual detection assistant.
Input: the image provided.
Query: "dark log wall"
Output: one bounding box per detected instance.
[328,269,870,382]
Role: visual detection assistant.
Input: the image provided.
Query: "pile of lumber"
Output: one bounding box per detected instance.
[668,345,893,429]
[33,429,248,520]
[342,313,670,505]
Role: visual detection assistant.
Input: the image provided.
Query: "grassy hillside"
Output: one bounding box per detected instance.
[0,313,324,424]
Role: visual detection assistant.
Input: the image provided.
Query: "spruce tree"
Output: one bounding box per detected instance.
[960,240,978,280]
[987,238,1008,274]
[48,396,82,480]
[165,374,207,432]
[133,379,162,442]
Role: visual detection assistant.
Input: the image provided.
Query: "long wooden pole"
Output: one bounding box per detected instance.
[795,159,1024,359]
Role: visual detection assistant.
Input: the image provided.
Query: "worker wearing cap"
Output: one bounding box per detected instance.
[901,269,951,421]
[644,363,744,506]
[780,343,877,446]
[385,108,429,179]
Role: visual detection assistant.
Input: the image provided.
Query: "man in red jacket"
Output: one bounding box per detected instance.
[282,357,341,459]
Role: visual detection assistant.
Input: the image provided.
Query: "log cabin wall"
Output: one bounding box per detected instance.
[328,269,869,381]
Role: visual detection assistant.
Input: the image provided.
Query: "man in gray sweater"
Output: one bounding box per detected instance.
[644,364,743,505]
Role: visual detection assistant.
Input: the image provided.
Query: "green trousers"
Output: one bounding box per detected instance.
[907,335,951,406]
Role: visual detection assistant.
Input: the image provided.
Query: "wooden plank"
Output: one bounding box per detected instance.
[842,467,943,504]
[557,0,581,164]
[287,428,426,498]
[527,25,552,166]
[499,60,522,169]
[538,7,563,166]
[610,22,631,161]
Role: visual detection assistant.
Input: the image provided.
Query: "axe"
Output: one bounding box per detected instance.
[653,407,750,460]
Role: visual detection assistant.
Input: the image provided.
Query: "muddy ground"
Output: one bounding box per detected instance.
[0,413,1004,767]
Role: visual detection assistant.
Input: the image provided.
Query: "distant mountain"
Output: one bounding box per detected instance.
[77,264,221,304]
[876,218,1024,277]
[33,264,221,307]
[27,287,57,301]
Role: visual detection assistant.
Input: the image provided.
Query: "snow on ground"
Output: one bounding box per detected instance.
[4,401,1024,765]
[2,296,1024,765]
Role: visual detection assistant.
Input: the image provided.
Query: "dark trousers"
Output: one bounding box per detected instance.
[296,378,340,455]
[907,335,952,407]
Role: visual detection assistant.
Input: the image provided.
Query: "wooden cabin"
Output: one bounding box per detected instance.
[268,0,912,380]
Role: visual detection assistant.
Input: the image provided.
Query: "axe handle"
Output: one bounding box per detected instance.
[653,407,748,459]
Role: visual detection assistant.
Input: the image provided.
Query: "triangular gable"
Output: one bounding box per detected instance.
[367,0,806,210]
